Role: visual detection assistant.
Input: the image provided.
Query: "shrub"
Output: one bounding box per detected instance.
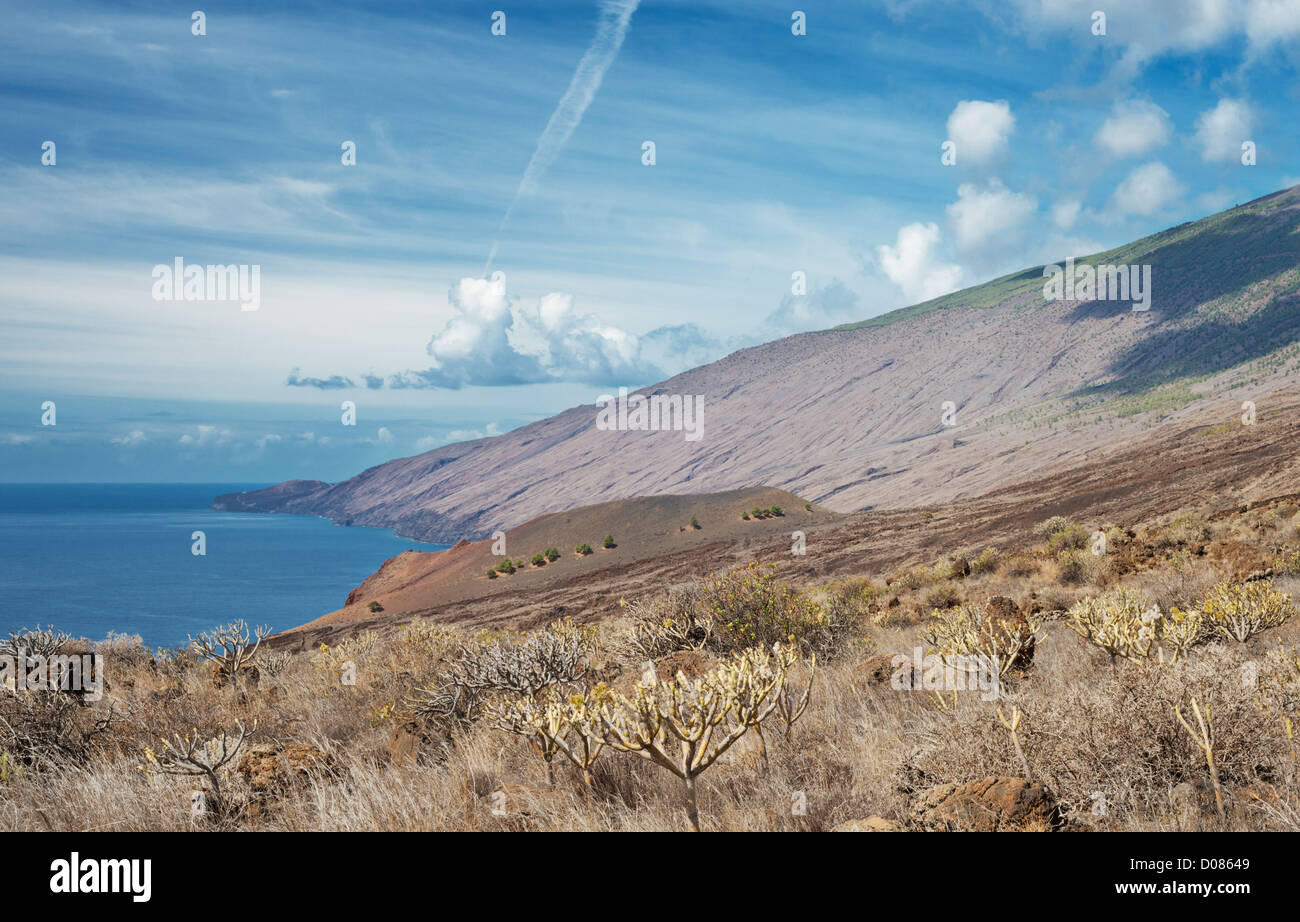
[544,547,560,562]
[1033,515,1070,538]
[487,568,498,579]
[619,585,712,657]
[1156,514,1212,548]
[1066,588,1173,663]
[188,620,269,685]
[415,627,592,726]
[531,552,546,567]
[496,559,515,574]
[1047,523,1090,553]
[769,505,784,517]
[585,644,803,830]
[742,512,750,520]
[576,542,593,556]
[921,601,1043,677]
[1201,580,1295,643]
[141,723,256,823]
[699,562,852,656]
[602,534,616,549]
[924,584,962,610]
[970,546,1001,575]
[367,601,384,613]
[689,516,700,529]
[889,564,943,591]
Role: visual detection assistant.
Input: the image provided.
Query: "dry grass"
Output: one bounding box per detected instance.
[4,509,1300,832]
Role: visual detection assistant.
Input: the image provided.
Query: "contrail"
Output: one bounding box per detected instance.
[484,0,642,274]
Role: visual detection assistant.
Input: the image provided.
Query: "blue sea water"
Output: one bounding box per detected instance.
[0,484,447,648]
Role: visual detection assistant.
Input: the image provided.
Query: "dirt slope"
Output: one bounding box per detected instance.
[221,187,1300,545]
[269,389,1300,649]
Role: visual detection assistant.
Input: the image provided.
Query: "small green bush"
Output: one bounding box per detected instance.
[576,542,593,556]
[496,559,516,574]
[544,547,560,562]
[1047,523,1090,553]
[602,534,616,549]
[970,546,1001,574]
[486,569,498,579]
[700,561,854,657]
[367,600,384,613]
[531,552,546,567]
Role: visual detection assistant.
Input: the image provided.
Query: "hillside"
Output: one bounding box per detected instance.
[215,186,1300,545]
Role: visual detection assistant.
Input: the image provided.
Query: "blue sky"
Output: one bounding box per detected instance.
[2,0,1299,482]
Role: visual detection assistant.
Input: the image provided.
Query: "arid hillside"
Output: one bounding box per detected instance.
[270,388,1300,646]
[216,186,1300,545]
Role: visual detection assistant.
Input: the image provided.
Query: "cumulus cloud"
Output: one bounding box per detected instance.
[1245,0,1300,51]
[946,180,1037,259]
[1109,161,1185,218]
[380,274,717,389]
[1195,98,1254,164]
[109,430,147,446]
[876,223,965,304]
[996,0,1277,73]
[945,100,1015,167]
[1094,99,1172,158]
[178,425,231,447]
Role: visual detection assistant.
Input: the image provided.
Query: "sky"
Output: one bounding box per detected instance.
[2,0,1299,482]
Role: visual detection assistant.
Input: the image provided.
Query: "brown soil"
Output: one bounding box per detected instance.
[270,389,1300,649]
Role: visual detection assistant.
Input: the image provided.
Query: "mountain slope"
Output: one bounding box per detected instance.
[216,187,1300,544]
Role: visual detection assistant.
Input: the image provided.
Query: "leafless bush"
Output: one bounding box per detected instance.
[0,690,116,769]
[1,626,72,658]
[413,628,591,724]
[141,722,255,822]
[617,584,712,658]
[189,620,269,683]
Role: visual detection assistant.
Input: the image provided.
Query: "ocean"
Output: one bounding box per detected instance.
[0,483,447,648]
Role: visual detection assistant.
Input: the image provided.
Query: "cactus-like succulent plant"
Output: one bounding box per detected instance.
[188,620,270,684]
[485,688,607,787]
[921,602,1042,677]
[587,643,800,831]
[1201,580,1294,643]
[1066,588,1162,664]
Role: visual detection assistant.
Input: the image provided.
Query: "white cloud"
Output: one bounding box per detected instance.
[1245,0,1300,51]
[109,430,147,446]
[946,180,1038,257]
[1195,98,1254,164]
[945,100,1015,166]
[375,427,394,444]
[1109,161,1185,217]
[384,274,714,389]
[1051,199,1083,230]
[876,222,965,304]
[178,425,231,446]
[1094,99,1172,158]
